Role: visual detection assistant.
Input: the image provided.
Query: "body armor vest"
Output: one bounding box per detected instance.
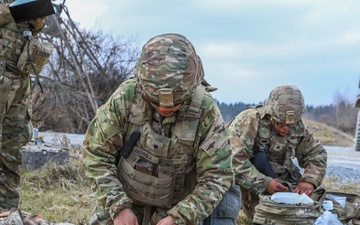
[0,0,31,72]
[253,105,305,188]
[0,26,27,60]
[118,85,206,208]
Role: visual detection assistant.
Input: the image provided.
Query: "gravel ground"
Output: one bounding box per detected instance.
[324,145,360,184]
[34,132,360,184]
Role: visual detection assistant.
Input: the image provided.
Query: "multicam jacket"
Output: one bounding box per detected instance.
[229,105,327,194]
[82,78,233,225]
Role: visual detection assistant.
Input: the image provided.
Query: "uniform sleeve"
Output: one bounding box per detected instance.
[167,94,233,225]
[229,109,272,194]
[0,3,15,26]
[295,125,327,188]
[82,82,135,220]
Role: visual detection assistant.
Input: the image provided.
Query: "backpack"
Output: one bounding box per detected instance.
[325,191,360,225]
[253,188,360,225]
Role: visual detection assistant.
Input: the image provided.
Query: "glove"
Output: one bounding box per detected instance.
[29,16,47,30]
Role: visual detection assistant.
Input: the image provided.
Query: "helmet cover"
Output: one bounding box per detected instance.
[264,85,306,124]
[134,33,204,107]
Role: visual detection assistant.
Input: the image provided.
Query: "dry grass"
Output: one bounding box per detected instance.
[237,211,252,225]
[303,118,355,147]
[20,148,94,224]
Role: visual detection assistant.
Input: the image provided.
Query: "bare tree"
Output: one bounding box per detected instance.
[31,2,139,133]
[333,91,358,135]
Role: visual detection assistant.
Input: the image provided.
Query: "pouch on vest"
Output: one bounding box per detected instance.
[17,38,54,74]
[117,156,176,208]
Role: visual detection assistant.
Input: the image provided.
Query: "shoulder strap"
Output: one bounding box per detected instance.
[251,107,275,177]
[252,106,270,152]
[187,84,205,118]
[174,84,206,143]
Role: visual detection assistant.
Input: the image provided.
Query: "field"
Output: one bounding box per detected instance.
[19,119,360,224]
[20,153,92,224]
[20,156,360,225]
[21,146,360,225]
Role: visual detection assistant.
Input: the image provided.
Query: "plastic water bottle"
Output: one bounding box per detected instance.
[33,128,39,139]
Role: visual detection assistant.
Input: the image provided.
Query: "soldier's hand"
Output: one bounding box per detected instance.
[293,181,314,196]
[267,179,289,194]
[29,16,47,30]
[114,208,139,225]
[156,216,176,225]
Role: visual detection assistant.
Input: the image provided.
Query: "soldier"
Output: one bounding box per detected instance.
[0,0,50,211]
[229,85,327,222]
[82,33,234,225]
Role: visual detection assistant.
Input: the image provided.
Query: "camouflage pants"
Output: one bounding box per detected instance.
[0,70,32,210]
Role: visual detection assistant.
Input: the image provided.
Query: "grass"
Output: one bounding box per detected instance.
[21,158,360,225]
[20,148,94,224]
[303,118,355,147]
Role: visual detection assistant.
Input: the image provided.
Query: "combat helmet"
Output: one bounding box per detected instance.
[134,33,204,107]
[264,85,306,124]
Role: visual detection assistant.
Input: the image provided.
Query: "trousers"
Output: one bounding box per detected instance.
[0,68,33,210]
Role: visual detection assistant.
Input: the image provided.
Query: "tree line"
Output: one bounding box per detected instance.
[217,100,358,137]
[32,4,358,137]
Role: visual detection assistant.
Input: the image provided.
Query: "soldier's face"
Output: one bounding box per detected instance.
[271,118,293,136]
[150,102,182,117]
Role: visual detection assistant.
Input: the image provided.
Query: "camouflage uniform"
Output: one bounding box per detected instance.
[229,85,327,220]
[82,34,233,225]
[0,0,47,210]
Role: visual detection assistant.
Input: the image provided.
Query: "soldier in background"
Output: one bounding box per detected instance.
[229,85,327,222]
[0,0,50,211]
[82,33,234,225]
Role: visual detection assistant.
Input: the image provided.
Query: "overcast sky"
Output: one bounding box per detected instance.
[62,0,360,106]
